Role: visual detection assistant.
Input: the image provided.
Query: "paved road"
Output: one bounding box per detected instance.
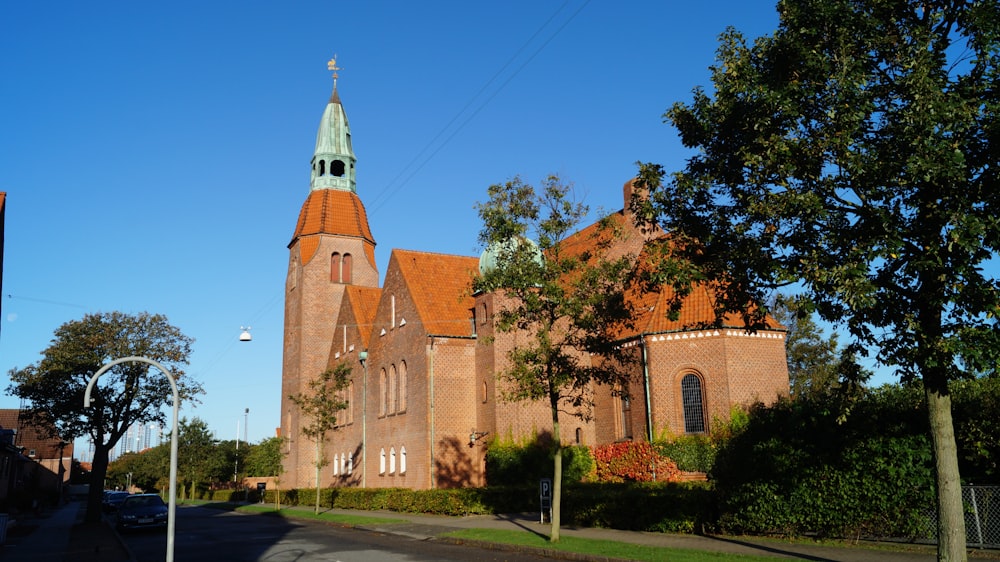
[121,504,556,561]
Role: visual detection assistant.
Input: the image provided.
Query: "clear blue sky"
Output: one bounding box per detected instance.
[2,1,808,452]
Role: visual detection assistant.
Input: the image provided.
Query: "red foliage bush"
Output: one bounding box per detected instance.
[590,441,680,483]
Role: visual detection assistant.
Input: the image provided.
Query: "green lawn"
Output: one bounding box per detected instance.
[440,528,777,562]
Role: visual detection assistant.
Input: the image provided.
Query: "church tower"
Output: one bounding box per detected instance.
[281,58,379,487]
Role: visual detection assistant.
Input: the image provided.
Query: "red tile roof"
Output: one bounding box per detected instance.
[556,212,782,339]
[291,189,376,268]
[393,250,479,337]
[0,409,70,459]
[344,285,382,348]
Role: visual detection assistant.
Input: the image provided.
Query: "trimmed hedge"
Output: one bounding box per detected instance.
[710,389,936,538]
[256,481,712,533]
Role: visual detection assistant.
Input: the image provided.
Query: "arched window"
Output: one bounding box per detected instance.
[400,447,407,474]
[481,380,488,404]
[379,448,386,475]
[379,369,387,417]
[342,253,352,284]
[347,381,354,423]
[333,453,340,475]
[681,374,706,433]
[347,452,353,475]
[398,361,407,412]
[389,447,396,474]
[319,160,326,176]
[331,253,341,282]
[389,364,397,414]
[340,453,347,475]
[331,159,346,177]
[575,427,582,444]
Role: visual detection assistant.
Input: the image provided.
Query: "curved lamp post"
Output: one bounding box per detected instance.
[84,356,179,562]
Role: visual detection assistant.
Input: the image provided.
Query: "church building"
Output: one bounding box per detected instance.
[279,66,790,490]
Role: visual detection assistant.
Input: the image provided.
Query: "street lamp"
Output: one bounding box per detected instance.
[84,356,180,562]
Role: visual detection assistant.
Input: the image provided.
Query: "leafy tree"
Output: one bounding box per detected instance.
[951,376,1000,484]
[473,175,637,541]
[7,311,200,522]
[635,1,999,558]
[771,295,843,398]
[108,446,169,492]
[288,363,350,514]
[245,436,286,477]
[213,439,243,484]
[174,417,228,497]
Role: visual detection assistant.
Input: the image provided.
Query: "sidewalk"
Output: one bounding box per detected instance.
[306,507,950,562]
[0,500,129,561]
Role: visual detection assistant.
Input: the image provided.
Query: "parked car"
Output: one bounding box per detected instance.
[102,491,130,513]
[115,494,168,531]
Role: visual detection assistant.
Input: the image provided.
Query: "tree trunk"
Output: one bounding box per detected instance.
[549,393,561,542]
[925,375,967,562]
[314,439,321,515]
[85,443,111,523]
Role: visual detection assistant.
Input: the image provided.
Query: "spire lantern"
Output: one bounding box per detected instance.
[311,55,356,193]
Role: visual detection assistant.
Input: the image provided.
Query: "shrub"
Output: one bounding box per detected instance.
[711,391,936,538]
[485,439,593,485]
[655,435,716,473]
[590,441,680,483]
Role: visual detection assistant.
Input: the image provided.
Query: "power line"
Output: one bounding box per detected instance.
[366,0,592,215]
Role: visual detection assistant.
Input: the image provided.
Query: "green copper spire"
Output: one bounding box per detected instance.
[310,56,357,192]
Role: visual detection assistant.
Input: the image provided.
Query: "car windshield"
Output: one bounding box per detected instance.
[123,496,164,508]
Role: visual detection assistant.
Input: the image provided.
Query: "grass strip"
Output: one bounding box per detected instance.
[441,528,779,562]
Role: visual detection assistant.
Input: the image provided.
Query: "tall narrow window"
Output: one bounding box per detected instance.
[398,361,407,412]
[379,448,386,475]
[389,364,398,414]
[333,453,340,475]
[681,374,706,433]
[400,447,407,474]
[379,369,387,417]
[319,160,326,176]
[348,381,354,423]
[331,253,341,282]
[389,447,396,474]
[342,253,352,284]
[619,394,633,439]
[347,452,353,475]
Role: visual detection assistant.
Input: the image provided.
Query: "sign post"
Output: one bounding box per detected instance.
[539,478,552,523]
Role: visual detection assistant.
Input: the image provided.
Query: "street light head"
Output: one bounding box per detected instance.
[239,326,252,342]
[359,350,368,365]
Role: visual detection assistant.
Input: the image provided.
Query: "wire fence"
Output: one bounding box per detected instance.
[915,486,1000,548]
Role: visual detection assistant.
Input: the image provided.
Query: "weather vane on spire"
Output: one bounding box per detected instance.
[328,55,342,89]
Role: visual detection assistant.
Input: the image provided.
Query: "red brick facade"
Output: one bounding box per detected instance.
[280,89,789,491]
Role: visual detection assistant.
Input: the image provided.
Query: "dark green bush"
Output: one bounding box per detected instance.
[711,389,935,538]
[561,482,713,533]
[654,435,716,473]
[485,440,593,485]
